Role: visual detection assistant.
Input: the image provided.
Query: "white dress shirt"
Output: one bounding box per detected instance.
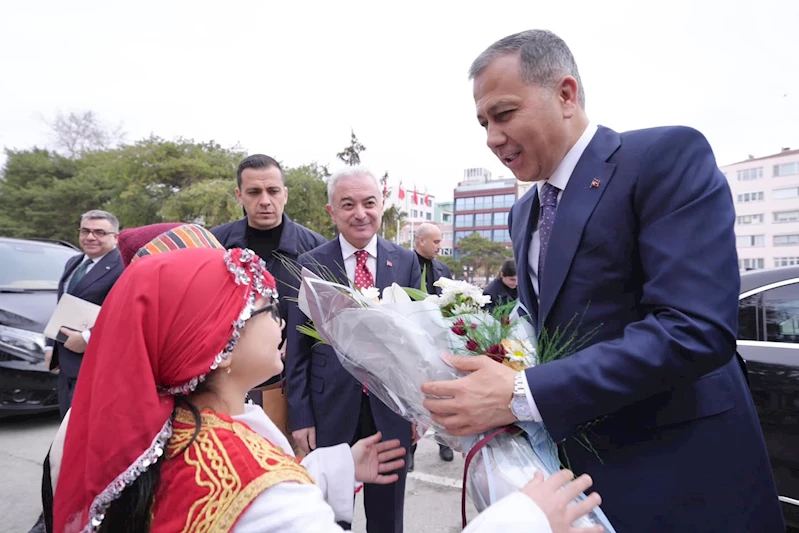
[522,123,598,423]
[339,234,378,285]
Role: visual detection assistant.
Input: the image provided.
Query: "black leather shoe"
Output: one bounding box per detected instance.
[438,444,453,462]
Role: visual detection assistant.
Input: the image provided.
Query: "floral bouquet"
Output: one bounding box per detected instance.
[295,269,615,532]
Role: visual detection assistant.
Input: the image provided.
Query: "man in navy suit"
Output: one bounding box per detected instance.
[45,210,124,419]
[422,30,784,532]
[286,167,420,532]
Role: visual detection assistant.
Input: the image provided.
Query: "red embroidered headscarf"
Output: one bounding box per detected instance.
[53,247,277,533]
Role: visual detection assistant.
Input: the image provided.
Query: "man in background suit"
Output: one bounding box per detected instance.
[45,209,123,418]
[28,210,123,533]
[409,222,453,468]
[286,167,420,532]
[422,30,784,532]
[212,154,326,416]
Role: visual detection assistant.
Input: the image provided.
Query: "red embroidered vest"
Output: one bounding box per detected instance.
[150,408,314,533]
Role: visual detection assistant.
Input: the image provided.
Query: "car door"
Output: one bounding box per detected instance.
[737,279,799,528]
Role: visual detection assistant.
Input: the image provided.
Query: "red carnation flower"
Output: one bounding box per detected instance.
[465,339,479,352]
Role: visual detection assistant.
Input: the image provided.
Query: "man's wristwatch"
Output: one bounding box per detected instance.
[509,371,534,421]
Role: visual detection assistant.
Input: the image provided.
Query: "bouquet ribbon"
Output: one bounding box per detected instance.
[461,425,516,528]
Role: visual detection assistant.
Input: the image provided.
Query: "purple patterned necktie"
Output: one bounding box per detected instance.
[537,182,560,285]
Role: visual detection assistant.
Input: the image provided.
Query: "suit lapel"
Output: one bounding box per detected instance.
[375,238,396,290]
[59,254,83,298]
[320,240,348,285]
[538,127,620,328]
[72,249,121,296]
[515,192,539,327]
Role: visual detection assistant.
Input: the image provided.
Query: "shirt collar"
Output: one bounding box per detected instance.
[538,122,597,196]
[339,233,378,260]
[84,248,113,265]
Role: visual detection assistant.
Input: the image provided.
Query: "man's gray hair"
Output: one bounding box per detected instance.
[468,29,586,109]
[327,166,381,204]
[80,209,120,232]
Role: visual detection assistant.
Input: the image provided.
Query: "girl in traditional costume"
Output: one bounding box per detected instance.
[51,245,602,533]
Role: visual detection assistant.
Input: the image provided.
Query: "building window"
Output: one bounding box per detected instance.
[776,187,799,200]
[774,162,799,177]
[455,214,473,228]
[773,187,799,200]
[491,194,515,208]
[739,258,764,270]
[473,196,493,210]
[426,212,432,220]
[774,234,799,246]
[736,235,765,247]
[454,231,469,243]
[737,191,764,203]
[442,213,451,223]
[774,211,799,223]
[456,197,474,210]
[474,213,492,226]
[443,232,452,241]
[736,214,764,225]
[774,257,799,267]
[736,168,763,181]
[493,212,509,226]
[493,229,510,242]
[440,248,453,256]
[477,230,492,239]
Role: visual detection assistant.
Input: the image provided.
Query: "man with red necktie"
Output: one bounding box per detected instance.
[286,166,421,533]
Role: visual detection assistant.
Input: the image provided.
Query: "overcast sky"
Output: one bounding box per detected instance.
[2,0,797,202]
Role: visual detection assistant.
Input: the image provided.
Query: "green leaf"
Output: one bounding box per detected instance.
[402,287,429,302]
[297,323,326,344]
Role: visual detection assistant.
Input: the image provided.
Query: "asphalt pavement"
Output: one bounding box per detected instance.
[0,412,476,532]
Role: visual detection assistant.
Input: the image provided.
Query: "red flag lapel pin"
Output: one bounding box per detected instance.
[590,178,601,188]
[386,260,393,267]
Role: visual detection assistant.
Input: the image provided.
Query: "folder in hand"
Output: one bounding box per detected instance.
[44,294,101,342]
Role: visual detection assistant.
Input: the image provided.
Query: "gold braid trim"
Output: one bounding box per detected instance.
[208,469,318,533]
[166,407,314,533]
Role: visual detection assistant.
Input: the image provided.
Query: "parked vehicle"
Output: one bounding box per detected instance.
[0,237,79,416]
[738,266,799,530]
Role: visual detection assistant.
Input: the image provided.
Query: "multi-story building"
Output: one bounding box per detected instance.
[453,168,518,256]
[723,147,799,270]
[435,201,454,225]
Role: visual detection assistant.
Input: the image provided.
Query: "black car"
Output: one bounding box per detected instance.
[0,237,80,416]
[738,266,799,530]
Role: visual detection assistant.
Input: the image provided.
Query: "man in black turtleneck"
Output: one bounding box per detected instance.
[212,154,327,416]
[411,222,454,468]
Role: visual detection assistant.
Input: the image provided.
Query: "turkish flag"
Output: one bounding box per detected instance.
[398,181,405,200]
[413,188,419,205]
[424,193,430,206]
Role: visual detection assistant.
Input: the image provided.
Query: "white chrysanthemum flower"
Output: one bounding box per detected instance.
[360,286,381,302]
[451,302,476,315]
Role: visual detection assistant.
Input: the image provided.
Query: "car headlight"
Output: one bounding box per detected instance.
[0,325,46,362]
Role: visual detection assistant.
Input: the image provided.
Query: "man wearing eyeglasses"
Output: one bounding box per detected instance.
[44,209,124,418]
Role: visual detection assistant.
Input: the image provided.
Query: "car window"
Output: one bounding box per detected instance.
[0,241,78,290]
[738,294,760,341]
[762,282,799,343]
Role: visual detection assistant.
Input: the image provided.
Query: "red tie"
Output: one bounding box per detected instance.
[354,250,374,290]
[354,250,373,395]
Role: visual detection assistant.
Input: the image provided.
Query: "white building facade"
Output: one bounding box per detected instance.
[723,148,799,270]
